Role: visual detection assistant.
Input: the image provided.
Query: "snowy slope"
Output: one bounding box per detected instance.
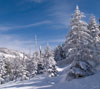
[0,67,100,89]
[50,71,100,89]
[0,48,28,59]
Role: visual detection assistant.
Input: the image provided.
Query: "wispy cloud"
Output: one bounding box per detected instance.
[0,20,51,31]
[0,34,65,52]
[0,34,34,52]
[39,39,64,44]
[26,0,44,3]
[16,20,51,28]
[47,0,73,29]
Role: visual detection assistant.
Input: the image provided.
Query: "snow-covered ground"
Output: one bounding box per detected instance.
[0,67,100,89]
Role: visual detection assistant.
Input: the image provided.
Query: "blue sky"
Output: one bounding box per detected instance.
[0,0,100,52]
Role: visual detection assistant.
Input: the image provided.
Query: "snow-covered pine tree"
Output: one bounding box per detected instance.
[28,49,44,76]
[63,6,97,80]
[0,56,6,84]
[4,58,13,81]
[5,56,28,81]
[20,65,29,81]
[66,60,95,80]
[36,45,45,74]
[54,44,66,62]
[27,51,38,77]
[88,15,100,64]
[30,35,44,74]
[63,5,94,64]
[44,44,57,77]
[20,53,29,81]
[10,57,22,80]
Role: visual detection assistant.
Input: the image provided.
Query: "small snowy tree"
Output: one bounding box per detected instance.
[44,44,57,77]
[10,57,22,80]
[20,53,29,81]
[37,46,45,74]
[4,56,28,81]
[33,50,44,74]
[27,49,43,76]
[0,56,6,84]
[20,65,29,81]
[27,58,37,78]
[54,44,66,62]
[66,60,95,80]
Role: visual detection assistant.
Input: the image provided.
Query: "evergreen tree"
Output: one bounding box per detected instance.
[27,51,39,76]
[44,44,57,77]
[66,60,95,80]
[54,44,66,62]
[0,56,6,84]
[5,56,28,81]
[10,57,23,80]
[37,46,45,74]
[63,6,98,80]
[20,53,29,80]
[63,5,94,64]
[88,15,100,64]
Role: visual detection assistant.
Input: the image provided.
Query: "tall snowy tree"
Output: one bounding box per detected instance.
[88,15,100,64]
[28,35,41,75]
[62,6,98,80]
[28,36,44,75]
[63,5,94,64]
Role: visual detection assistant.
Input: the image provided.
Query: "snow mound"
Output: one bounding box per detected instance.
[65,60,95,80]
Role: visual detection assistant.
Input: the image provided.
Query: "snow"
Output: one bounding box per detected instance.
[0,66,100,89]
[0,75,53,89]
[52,71,100,89]
[0,48,28,59]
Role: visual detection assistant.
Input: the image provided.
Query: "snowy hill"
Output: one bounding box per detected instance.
[0,48,28,59]
[0,67,100,89]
